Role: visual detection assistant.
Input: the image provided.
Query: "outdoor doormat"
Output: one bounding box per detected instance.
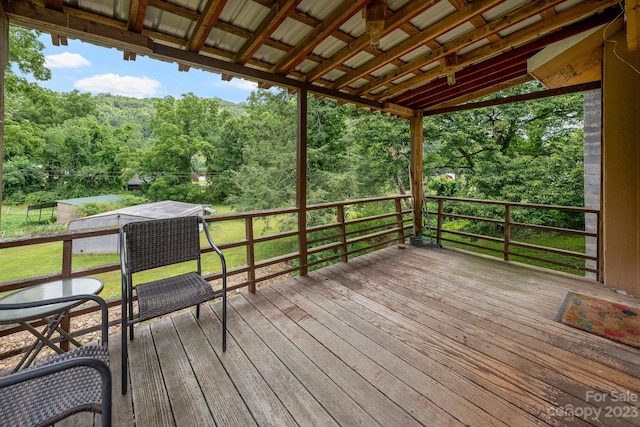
[556,292,640,348]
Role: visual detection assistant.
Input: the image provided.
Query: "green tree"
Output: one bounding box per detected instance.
[2,156,46,203]
[347,111,411,197]
[206,110,247,201]
[226,90,297,211]
[44,116,125,197]
[5,27,51,96]
[140,94,221,201]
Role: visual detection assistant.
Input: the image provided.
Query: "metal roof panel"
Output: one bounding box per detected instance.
[271,17,313,45]
[410,1,457,30]
[483,0,531,21]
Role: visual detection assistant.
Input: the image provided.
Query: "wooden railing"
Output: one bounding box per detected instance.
[423,196,601,280]
[0,195,413,359]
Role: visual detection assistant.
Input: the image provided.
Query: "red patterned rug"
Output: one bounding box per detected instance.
[556,292,640,348]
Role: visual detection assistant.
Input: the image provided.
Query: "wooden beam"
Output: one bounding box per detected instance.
[305,0,438,83]
[392,45,534,104]
[382,102,414,119]
[626,0,640,52]
[410,113,423,237]
[297,89,308,276]
[425,75,534,111]
[333,0,504,90]
[423,81,601,116]
[127,0,147,33]
[374,0,620,102]
[5,2,153,53]
[236,0,302,65]
[272,0,368,74]
[185,0,228,53]
[407,61,529,109]
[354,0,565,95]
[151,43,386,111]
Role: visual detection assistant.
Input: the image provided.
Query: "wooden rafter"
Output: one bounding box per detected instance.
[425,75,534,112]
[127,0,147,32]
[392,43,537,105]
[332,0,504,90]
[2,0,624,115]
[124,0,148,60]
[180,0,228,71]
[372,0,620,102]
[353,0,565,95]
[44,0,66,45]
[305,0,438,83]
[271,0,369,74]
[186,0,227,53]
[424,81,600,116]
[5,2,153,53]
[145,0,350,65]
[408,61,529,109]
[236,0,302,65]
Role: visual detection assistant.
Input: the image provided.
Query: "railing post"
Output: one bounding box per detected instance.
[436,199,444,246]
[504,204,511,262]
[246,217,256,293]
[297,89,308,276]
[337,205,348,262]
[597,211,603,283]
[60,239,73,352]
[394,198,405,248]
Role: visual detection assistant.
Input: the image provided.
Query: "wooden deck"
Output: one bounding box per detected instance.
[64,246,640,426]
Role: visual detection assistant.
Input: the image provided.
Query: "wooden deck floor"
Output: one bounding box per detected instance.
[65,246,640,426]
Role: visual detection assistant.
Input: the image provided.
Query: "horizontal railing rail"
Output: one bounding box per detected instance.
[423,195,601,280]
[0,195,413,360]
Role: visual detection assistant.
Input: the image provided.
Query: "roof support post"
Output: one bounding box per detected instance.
[297,88,308,276]
[410,111,423,238]
[0,3,7,226]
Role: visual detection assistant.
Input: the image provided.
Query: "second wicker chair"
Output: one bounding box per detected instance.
[119,215,227,395]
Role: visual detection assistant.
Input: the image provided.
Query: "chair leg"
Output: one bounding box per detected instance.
[196,303,200,318]
[222,292,227,352]
[121,317,128,395]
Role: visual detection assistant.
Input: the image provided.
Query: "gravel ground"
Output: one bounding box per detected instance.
[0,266,286,373]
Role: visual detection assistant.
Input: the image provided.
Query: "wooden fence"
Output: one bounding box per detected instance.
[0,195,413,359]
[423,196,601,280]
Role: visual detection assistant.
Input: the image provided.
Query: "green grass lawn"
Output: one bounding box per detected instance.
[436,226,587,275]
[0,205,297,298]
[1,203,590,300]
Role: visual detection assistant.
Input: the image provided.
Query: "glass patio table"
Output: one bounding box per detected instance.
[0,277,104,372]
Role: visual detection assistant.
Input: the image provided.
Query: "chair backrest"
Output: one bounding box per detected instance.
[121,216,202,274]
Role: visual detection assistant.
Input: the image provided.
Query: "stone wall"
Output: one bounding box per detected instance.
[583,88,601,279]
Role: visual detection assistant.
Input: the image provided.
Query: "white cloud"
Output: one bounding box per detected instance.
[45,52,91,69]
[74,74,161,98]
[214,78,258,91]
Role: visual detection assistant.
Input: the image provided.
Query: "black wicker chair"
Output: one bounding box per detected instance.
[119,215,227,395]
[0,294,111,427]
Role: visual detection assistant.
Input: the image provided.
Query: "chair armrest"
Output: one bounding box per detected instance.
[0,294,109,347]
[200,217,227,286]
[0,356,112,427]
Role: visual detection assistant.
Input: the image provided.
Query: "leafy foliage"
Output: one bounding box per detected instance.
[2,28,587,236]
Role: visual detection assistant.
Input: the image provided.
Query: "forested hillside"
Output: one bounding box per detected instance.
[3,27,584,230]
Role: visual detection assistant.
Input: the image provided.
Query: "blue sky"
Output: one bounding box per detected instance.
[38,35,259,103]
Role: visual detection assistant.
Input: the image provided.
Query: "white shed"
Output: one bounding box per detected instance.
[68,201,205,254]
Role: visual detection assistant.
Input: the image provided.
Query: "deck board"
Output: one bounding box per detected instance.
[108,246,640,426]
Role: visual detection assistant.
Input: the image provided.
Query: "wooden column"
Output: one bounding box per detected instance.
[0,4,7,225]
[602,28,640,294]
[297,89,308,276]
[410,111,424,237]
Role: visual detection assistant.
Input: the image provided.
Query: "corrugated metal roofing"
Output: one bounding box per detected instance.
[57,195,123,206]
[4,0,621,114]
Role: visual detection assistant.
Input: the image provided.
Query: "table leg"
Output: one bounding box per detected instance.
[12,312,81,372]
